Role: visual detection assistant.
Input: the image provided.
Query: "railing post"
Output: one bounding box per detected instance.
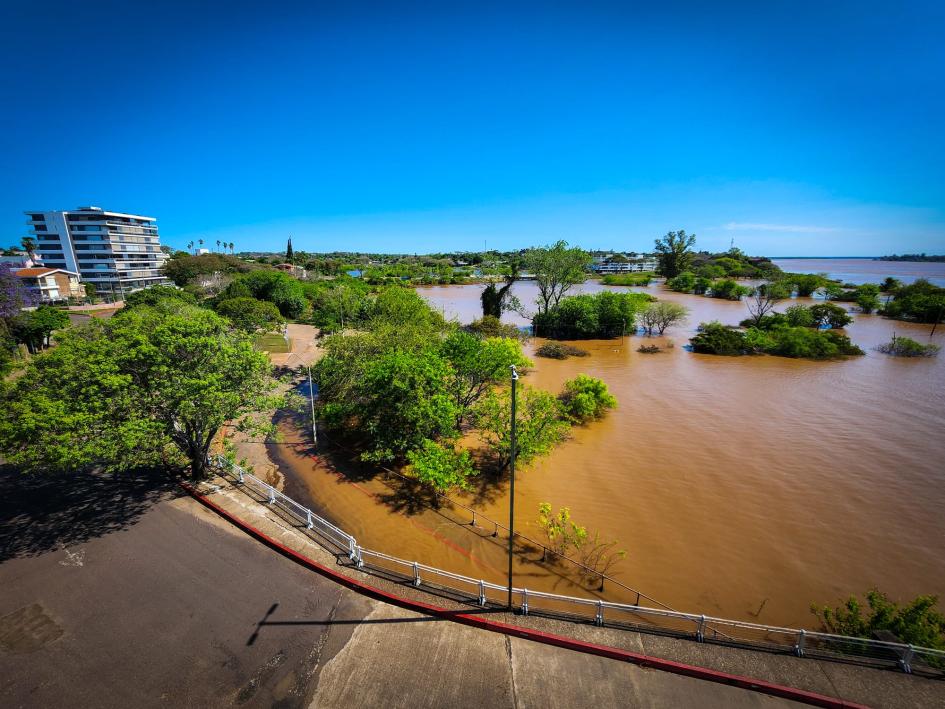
[348,537,357,561]
[268,486,276,504]
[470,511,476,527]
[412,562,421,587]
[478,580,486,607]
[237,465,244,484]
[521,589,529,616]
[635,591,641,606]
[795,629,806,657]
[697,615,706,642]
[306,509,314,530]
[595,600,604,626]
[901,645,914,674]
[354,545,364,568]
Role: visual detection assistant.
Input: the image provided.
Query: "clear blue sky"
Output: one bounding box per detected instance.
[2,1,943,256]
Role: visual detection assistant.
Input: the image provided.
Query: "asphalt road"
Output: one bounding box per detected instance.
[0,471,800,708]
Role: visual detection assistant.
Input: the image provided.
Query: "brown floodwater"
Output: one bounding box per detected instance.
[274,279,945,629]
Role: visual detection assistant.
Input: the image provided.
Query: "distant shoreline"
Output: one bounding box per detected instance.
[773,256,944,262]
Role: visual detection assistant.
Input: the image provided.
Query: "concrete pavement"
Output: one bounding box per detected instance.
[0,470,805,708]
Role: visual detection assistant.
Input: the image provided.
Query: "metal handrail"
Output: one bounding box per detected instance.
[211,456,945,675]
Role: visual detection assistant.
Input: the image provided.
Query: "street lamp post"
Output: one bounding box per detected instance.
[286,352,317,447]
[507,364,519,611]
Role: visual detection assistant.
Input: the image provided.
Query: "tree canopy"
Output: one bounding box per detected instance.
[654,230,696,278]
[525,241,592,314]
[0,303,280,477]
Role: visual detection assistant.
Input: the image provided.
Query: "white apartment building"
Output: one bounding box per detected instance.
[24,206,169,295]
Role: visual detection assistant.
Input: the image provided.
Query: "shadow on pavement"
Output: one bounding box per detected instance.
[0,465,178,562]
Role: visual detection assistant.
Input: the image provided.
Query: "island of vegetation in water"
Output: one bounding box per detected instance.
[877,253,945,262]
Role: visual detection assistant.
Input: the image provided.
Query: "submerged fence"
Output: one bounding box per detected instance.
[212,456,945,677]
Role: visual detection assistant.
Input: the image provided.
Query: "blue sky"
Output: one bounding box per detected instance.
[2,1,943,256]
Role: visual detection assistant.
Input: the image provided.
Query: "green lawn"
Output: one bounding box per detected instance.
[254,333,290,353]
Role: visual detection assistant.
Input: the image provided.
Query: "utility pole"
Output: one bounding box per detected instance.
[507,364,519,611]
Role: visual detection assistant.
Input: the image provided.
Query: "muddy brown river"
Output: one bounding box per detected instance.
[273,276,945,629]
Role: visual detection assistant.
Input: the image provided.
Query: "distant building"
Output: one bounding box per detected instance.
[196,248,210,255]
[275,263,307,279]
[14,267,84,302]
[592,255,658,274]
[24,206,170,296]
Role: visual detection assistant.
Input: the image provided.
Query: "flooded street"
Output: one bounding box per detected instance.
[277,275,945,629]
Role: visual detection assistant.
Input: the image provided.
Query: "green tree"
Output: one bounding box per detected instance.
[809,302,853,329]
[666,271,696,293]
[855,284,881,314]
[785,304,815,327]
[558,375,617,423]
[533,292,651,339]
[84,282,97,303]
[475,383,570,470]
[122,285,197,310]
[0,305,279,477]
[11,306,71,353]
[744,281,791,327]
[439,330,531,428]
[790,273,825,298]
[405,439,477,491]
[640,301,688,335]
[215,297,285,332]
[351,349,458,463]
[709,279,752,300]
[525,241,592,314]
[690,322,750,356]
[653,230,696,278]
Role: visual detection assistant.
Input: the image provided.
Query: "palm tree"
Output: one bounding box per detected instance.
[216,239,221,252]
[187,241,194,254]
[198,239,204,252]
[21,236,36,259]
[229,242,235,254]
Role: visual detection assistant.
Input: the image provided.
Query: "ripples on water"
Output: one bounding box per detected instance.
[288,273,945,628]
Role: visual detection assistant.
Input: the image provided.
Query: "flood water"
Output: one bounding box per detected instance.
[771,258,945,287]
[275,276,945,629]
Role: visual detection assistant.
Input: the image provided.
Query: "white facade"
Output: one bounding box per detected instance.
[592,257,658,274]
[25,206,169,295]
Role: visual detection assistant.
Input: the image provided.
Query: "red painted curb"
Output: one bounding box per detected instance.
[181,482,870,709]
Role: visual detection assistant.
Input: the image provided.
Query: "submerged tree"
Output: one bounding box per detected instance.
[481,261,521,319]
[745,281,791,327]
[653,230,696,278]
[525,241,592,315]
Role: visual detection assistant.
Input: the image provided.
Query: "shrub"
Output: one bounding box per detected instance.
[640,301,688,335]
[789,273,826,297]
[467,315,528,340]
[535,342,589,359]
[601,273,652,286]
[785,304,815,327]
[881,279,945,323]
[689,322,750,356]
[666,271,696,293]
[215,297,284,332]
[709,279,752,300]
[811,589,945,652]
[767,326,862,358]
[122,285,197,310]
[876,335,940,357]
[558,374,617,423]
[809,302,853,329]
[532,292,652,339]
[637,344,662,354]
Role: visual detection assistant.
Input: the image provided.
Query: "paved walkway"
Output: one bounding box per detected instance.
[1,471,807,708]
